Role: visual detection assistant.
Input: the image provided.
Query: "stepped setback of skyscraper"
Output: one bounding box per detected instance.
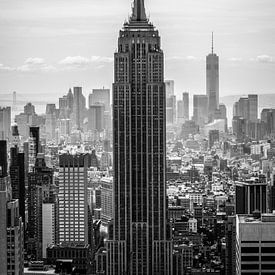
[106,0,172,274]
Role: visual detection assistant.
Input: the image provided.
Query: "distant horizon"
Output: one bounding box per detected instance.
[3,92,275,128]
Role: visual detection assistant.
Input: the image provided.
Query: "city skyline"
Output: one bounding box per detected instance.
[1,1,275,274]
[0,0,275,97]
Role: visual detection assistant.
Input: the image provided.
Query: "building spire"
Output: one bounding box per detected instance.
[211,32,214,54]
[132,0,147,21]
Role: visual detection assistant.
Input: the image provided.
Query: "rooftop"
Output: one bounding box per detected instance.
[238,213,275,224]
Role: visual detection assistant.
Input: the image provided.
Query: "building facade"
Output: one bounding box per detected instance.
[236,214,275,274]
[107,0,172,274]
[0,106,11,140]
[58,153,91,245]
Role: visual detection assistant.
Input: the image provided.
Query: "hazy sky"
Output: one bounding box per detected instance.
[0,0,275,100]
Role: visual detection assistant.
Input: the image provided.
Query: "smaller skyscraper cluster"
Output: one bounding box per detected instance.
[232,94,275,142]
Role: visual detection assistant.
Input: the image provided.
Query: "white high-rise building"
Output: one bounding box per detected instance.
[42,203,55,258]
[58,153,90,245]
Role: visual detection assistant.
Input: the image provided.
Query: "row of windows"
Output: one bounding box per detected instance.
[242,264,275,270]
[242,247,275,253]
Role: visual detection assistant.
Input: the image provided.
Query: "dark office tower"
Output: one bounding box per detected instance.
[206,33,219,120]
[0,181,24,275]
[183,92,189,121]
[12,124,20,146]
[107,0,173,274]
[193,95,208,127]
[248,94,258,122]
[30,126,40,156]
[27,154,53,260]
[0,140,7,178]
[10,146,25,224]
[236,179,268,215]
[225,217,236,275]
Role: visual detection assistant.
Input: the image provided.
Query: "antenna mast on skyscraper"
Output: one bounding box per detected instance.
[212,32,214,54]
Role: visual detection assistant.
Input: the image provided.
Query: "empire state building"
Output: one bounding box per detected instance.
[106,0,172,274]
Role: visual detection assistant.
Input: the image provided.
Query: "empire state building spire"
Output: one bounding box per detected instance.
[131,0,147,21]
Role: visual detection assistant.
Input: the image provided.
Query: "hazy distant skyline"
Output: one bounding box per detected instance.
[0,0,275,99]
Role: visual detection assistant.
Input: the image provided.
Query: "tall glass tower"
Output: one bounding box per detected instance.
[107,0,172,274]
[206,32,219,122]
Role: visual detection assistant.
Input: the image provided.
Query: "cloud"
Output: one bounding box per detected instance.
[252,55,274,64]
[25,57,45,65]
[0,58,57,73]
[0,55,113,73]
[59,56,90,66]
[58,55,113,70]
[17,58,57,72]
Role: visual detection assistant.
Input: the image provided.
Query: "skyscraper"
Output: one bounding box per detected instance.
[166,95,177,125]
[88,104,105,132]
[236,179,267,215]
[0,140,8,274]
[28,126,40,173]
[30,126,40,156]
[0,141,24,275]
[107,1,172,274]
[193,95,208,127]
[206,33,219,121]
[10,146,25,224]
[165,80,175,98]
[45,104,57,141]
[0,140,8,178]
[73,87,86,130]
[177,100,185,124]
[58,153,91,245]
[89,88,111,112]
[0,106,11,140]
[248,94,258,122]
[27,154,54,260]
[261,108,275,135]
[182,92,189,121]
[236,213,275,274]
